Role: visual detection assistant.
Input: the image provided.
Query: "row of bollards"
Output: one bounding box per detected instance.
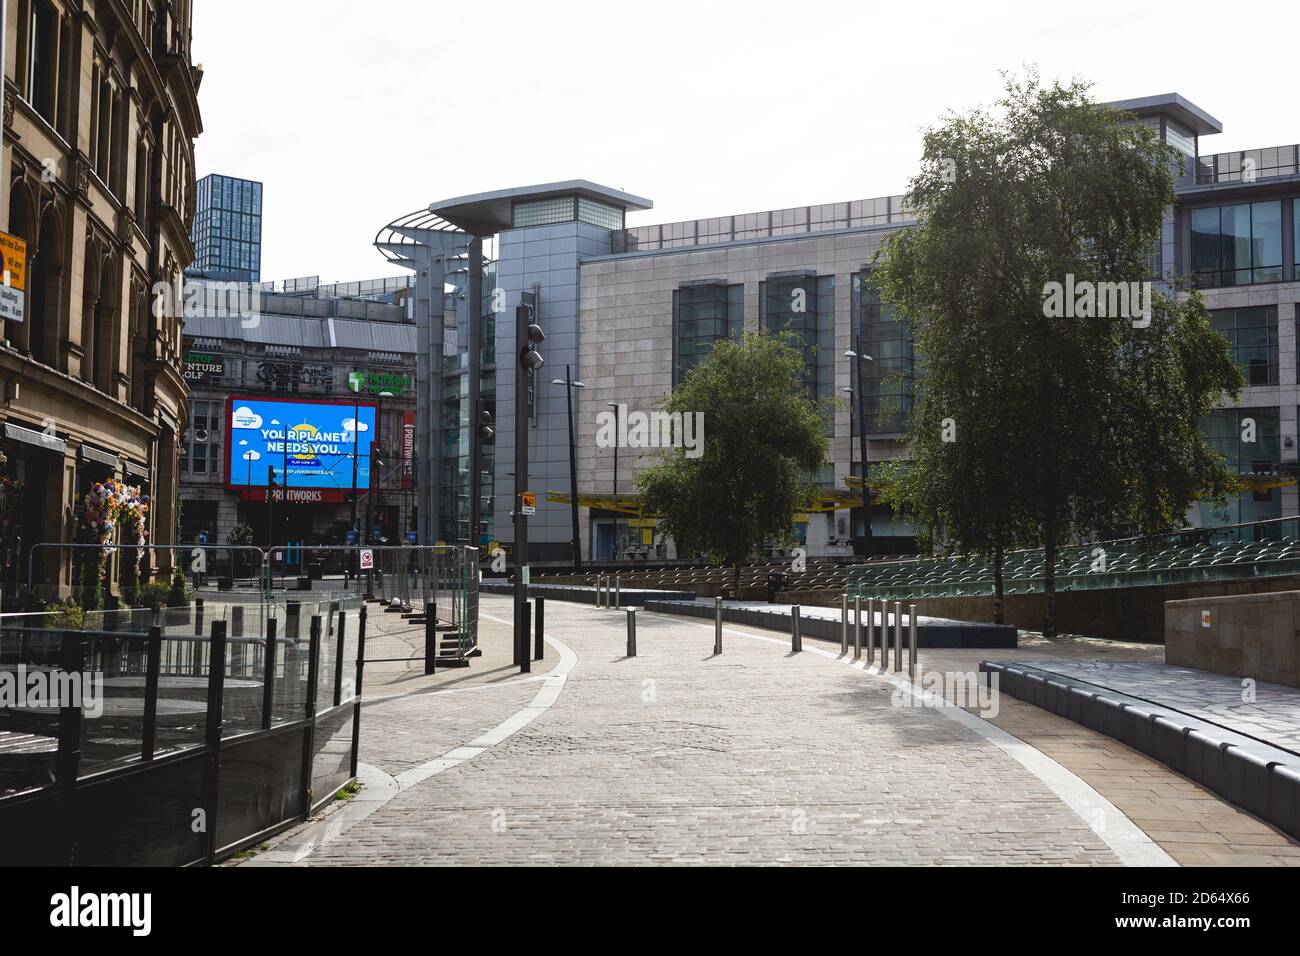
[596,573,623,609]
[790,595,919,681]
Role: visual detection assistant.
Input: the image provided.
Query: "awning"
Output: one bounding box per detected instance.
[79,444,120,468]
[123,460,150,480]
[4,421,67,454]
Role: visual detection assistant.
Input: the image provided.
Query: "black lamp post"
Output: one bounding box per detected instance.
[514,304,545,674]
[844,343,875,550]
[552,367,586,571]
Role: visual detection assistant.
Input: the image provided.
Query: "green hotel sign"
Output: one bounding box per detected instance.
[184,352,224,383]
[348,370,411,394]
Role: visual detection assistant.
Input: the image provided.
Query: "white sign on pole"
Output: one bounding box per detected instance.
[359,549,374,570]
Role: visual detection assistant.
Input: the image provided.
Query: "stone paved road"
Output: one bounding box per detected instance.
[268,596,1142,866]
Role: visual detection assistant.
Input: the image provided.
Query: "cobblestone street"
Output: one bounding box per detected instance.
[249,596,1184,866]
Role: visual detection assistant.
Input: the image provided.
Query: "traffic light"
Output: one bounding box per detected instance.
[517,303,545,371]
[479,407,495,442]
[267,465,277,488]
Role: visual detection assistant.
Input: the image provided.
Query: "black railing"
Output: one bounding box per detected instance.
[0,602,367,866]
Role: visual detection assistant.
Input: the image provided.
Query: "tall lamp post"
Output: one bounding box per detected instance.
[514,303,545,674]
[551,367,586,571]
[366,390,394,545]
[844,344,874,550]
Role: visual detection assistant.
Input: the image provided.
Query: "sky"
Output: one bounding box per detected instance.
[191,0,1300,284]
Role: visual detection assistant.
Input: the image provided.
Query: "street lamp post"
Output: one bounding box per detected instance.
[366,391,394,546]
[844,344,875,550]
[514,304,545,674]
[551,367,586,571]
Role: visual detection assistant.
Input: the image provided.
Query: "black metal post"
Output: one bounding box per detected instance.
[424,601,438,675]
[350,606,367,778]
[203,619,228,864]
[534,596,544,661]
[564,365,582,570]
[334,609,347,707]
[261,616,278,731]
[142,625,161,760]
[55,632,85,864]
[301,615,322,815]
[514,303,532,675]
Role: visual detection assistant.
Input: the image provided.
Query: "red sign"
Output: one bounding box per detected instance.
[240,488,347,504]
[402,411,415,489]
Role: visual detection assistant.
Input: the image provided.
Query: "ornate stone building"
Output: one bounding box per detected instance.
[1,0,201,597]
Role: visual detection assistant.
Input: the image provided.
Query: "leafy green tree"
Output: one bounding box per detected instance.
[637,332,828,595]
[873,72,1241,636]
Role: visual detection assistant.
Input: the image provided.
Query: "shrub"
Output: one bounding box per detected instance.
[140,581,172,610]
[167,567,188,607]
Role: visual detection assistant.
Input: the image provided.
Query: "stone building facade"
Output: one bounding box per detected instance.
[1,0,201,596]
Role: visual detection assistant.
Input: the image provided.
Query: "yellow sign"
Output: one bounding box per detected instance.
[628,518,658,528]
[521,491,537,516]
[0,231,27,324]
[0,232,27,292]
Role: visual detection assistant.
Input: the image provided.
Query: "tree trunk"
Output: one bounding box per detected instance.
[1043,513,1057,640]
[992,541,1005,625]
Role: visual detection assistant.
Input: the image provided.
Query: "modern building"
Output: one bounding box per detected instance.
[189,173,262,282]
[1,0,201,597]
[178,275,417,548]
[381,93,1300,563]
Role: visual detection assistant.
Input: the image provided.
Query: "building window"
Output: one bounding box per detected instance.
[27,0,58,124]
[760,275,835,406]
[511,197,576,229]
[184,401,223,477]
[576,197,624,231]
[1200,408,1281,525]
[672,283,743,386]
[1189,201,1283,287]
[853,272,914,436]
[1210,307,1278,387]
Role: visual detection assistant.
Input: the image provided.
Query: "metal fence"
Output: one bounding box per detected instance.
[0,595,366,865]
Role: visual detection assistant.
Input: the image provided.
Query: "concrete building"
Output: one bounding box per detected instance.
[178,275,416,548]
[382,93,1300,563]
[189,172,262,282]
[1,0,201,597]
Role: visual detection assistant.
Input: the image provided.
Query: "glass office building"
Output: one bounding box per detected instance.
[190,173,263,282]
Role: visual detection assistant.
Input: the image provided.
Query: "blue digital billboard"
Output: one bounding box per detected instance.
[226,396,378,490]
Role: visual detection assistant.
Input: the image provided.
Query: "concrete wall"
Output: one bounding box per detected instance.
[1167,589,1300,687]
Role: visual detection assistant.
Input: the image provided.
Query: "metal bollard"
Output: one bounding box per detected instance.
[893,600,903,673]
[840,593,849,656]
[868,598,878,665]
[879,599,889,671]
[908,604,918,683]
[534,596,545,661]
[626,607,637,657]
[614,574,621,609]
[791,605,802,653]
[853,595,862,659]
[714,596,723,655]
[596,574,605,608]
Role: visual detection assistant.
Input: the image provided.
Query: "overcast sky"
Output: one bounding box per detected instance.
[191,0,1300,284]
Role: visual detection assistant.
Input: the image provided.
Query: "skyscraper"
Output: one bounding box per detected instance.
[190,173,263,282]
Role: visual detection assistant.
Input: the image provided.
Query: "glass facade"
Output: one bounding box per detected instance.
[190,173,263,281]
[672,282,743,385]
[182,400,223,476]
[511,195,626,230]
[1211,306,1279,386]
[1189,200,1282,287]
[853,272,913,435]
[1201,408,1282,525]
[759,274,834,405]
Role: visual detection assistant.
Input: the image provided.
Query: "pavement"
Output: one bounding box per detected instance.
[243,594,1274,867]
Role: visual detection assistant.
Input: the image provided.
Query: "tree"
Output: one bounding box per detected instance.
[872,72,1242,637]
[637,332,828,595]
